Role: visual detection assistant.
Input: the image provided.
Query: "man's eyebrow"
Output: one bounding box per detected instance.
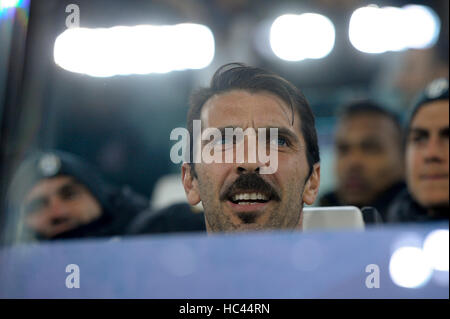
[59,180,81,189]
[215,126,300,142]
[56,180,86,195]
[271,127,300,143]
[409,127,429,135]
[359,136,383,144]
[25,179,82,205]
[439,126,449,135]
[335,139,348,147]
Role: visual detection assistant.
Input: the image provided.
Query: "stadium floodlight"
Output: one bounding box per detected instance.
[54,23,215,77]
[349,4,440,54]
[270,13,335,62]
[403,5,440,50]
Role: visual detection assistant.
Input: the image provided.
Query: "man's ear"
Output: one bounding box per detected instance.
[182,163,201,206]
[302,163,320,205]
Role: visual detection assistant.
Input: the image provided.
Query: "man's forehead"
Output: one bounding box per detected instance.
[201,90,298,130]
[337,114,398,139]
[411,100,449,129]
[339,113,394,130]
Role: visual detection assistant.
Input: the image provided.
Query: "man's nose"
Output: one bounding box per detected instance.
[424,136,444,163]
[48,197,69,217]
[345,149,365,169]
[236,133,264,174]
[237,163,261,174]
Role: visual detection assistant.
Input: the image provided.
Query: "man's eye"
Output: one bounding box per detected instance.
[278,137,288,146]
[213,136,233,145]
[271,136,288,147]
[337,145,349,155]
[411,134,427,144]
[361,142,382,154]
[60,187,80,200]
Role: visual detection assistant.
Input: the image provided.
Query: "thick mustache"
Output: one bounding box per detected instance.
[220,173,281,201]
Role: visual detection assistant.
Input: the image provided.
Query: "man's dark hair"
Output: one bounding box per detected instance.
[186,63,320,177]
[337,99,403,145]
[407,78,449,133]
[337,100,402,132]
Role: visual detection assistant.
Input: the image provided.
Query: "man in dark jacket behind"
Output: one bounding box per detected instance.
[319,100,406,222]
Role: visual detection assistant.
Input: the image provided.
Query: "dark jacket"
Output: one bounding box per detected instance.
[319,181,407,223]
[126,202,206,235]
[52,185,149,240]
[386,189,449,223]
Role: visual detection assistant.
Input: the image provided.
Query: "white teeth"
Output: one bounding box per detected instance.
[232,193,269,202]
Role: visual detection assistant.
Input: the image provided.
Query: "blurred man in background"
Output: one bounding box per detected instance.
[319,101,405,221]
[181,63,320,233]
[3,150,148,244]
[387,78,449,223]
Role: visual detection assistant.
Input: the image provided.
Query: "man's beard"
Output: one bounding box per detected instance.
[202,172,305,232]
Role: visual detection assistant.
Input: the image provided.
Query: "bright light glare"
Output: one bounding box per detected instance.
[349,5,440,54]
[0,0,20,10]
[270,13,335,61]
[381,7,408,52]
[389,246,433,288]
[403,5,440,49]
[423,229,449,272]
[54,24,215,77]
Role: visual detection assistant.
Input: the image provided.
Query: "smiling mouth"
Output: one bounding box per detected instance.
[228,191,271,205]
[225,191,276,218]
[221,173,280,217]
